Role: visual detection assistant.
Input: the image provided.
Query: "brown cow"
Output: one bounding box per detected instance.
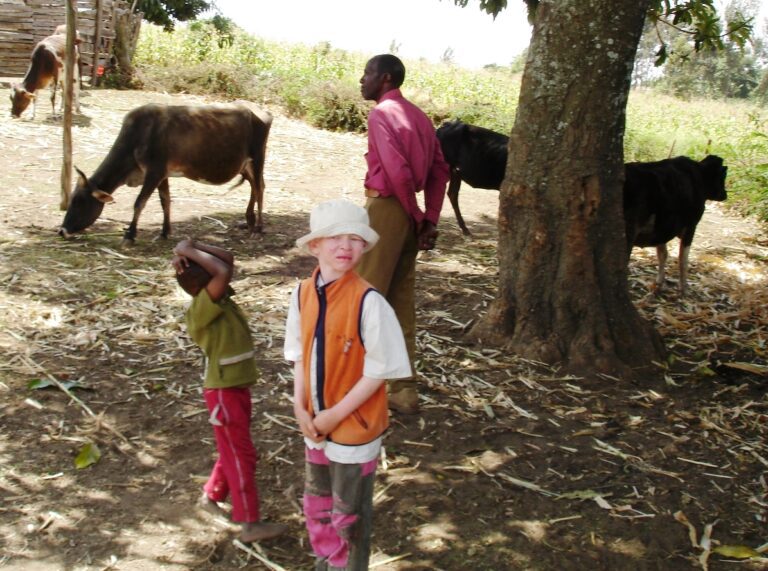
[59,103,273,246]
[53,25,84,90]
[10,29,81,119]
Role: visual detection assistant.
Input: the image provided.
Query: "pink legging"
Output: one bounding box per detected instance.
[303,447,378,570]
[203,387,259,523]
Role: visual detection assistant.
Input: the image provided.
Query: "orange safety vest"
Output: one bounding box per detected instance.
[299,267,389,445]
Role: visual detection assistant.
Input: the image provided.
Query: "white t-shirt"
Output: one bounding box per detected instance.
[284,275,412,463]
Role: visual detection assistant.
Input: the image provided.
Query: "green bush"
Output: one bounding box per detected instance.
[139,62,254,98]
[302,81,371,132]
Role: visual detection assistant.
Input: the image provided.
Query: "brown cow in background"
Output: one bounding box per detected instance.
[59,103,273,246]
[10,27,81,119]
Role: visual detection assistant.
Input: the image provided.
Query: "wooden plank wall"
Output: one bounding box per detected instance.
[0,0,128,78]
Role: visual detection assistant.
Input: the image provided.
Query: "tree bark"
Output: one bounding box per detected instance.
[474,0,665,377]
[60,0,76,211]
[91,0,102,87]
[113,7,142,83]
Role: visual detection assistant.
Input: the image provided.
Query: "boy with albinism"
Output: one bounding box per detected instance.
[172,239,286,543]
[284,199,411,570]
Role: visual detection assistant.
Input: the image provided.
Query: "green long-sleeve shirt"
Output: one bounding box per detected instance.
[185,289,258,389]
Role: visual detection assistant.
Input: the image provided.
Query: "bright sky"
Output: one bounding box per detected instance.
[206,0,533,69]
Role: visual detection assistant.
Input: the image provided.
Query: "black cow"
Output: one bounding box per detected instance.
[435,120,508,235]
[624,155,728,294]
[59,102,272,245]
[435,121,728,294]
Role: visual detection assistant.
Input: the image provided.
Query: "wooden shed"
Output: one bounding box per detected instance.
[0,0,133,80]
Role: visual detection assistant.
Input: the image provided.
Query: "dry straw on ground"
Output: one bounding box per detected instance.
[0,89,766,570]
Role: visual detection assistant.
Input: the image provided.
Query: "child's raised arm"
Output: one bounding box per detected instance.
[173,240,233,301]
[186,241,235,267]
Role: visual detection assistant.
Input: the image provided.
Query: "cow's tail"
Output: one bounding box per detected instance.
[227,158,254,192]
[228,175,246,191]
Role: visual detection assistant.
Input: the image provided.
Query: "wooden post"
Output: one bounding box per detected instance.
[60,0,76,211]
[91,0,102,87]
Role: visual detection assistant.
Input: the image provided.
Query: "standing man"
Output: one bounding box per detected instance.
[357,54,451,415]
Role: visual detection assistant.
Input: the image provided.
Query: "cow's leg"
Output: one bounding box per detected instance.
[50,79,57,117]
[254,137,269,234]
[678,228,695,296]
[243,171,261,235]
[678,242,691,296]
[654,243,668,292]
[122,175,162,246]
[447,170,470,236]
[245,141,267,235]
[30,93,37,120]
[157,179,171,239]
[256,169,265,232]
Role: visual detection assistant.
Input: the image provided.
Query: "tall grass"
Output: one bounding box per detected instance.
[134,23,768,219]
[134,23,519,132]
[625,92,768,216]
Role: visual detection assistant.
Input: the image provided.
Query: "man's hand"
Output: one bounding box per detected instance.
[417,220,439,250]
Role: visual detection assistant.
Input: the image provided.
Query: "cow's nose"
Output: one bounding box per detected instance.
[58,227,70,238]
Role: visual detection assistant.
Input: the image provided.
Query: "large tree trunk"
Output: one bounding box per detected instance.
[113,6,142,83]
[474,0,665,376]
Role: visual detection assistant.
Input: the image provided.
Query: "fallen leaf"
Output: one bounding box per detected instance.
[74,443,101,469]
[712,545,762,559]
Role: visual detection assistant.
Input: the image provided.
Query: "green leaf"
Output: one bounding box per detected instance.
[74,443,101,469]
[28,379,85,391]
[712,545,761,559]
[695,364,717,377]
[27,378,54,390]
[557,489,601,500]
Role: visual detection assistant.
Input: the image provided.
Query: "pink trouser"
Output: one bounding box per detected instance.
[303,447,378,570]
[203,387,259,523]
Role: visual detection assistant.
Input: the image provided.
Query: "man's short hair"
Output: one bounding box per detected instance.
[372,54,405,88]
[176,260,211,295]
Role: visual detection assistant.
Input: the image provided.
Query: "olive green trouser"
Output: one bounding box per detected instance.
[356,195,417,392]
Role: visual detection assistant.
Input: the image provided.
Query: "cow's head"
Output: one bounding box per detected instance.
[701,155,728,202]
[10,84,34,118]
[59,167,114,238]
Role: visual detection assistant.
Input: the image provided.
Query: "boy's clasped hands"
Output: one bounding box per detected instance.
[294,404,342,442]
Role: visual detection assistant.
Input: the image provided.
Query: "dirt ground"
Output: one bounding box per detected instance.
[0,88,767,571]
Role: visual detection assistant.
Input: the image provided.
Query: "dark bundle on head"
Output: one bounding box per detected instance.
[176,260,211,296]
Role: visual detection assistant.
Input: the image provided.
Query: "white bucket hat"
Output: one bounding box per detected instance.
[296,199,380,253]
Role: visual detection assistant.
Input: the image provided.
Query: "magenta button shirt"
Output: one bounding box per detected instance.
[363,89,450,225]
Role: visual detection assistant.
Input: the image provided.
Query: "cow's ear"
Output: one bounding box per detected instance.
[74,166,88,186]
[91,190,114,204]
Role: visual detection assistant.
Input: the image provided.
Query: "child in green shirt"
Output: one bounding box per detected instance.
[173,239,285,543]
